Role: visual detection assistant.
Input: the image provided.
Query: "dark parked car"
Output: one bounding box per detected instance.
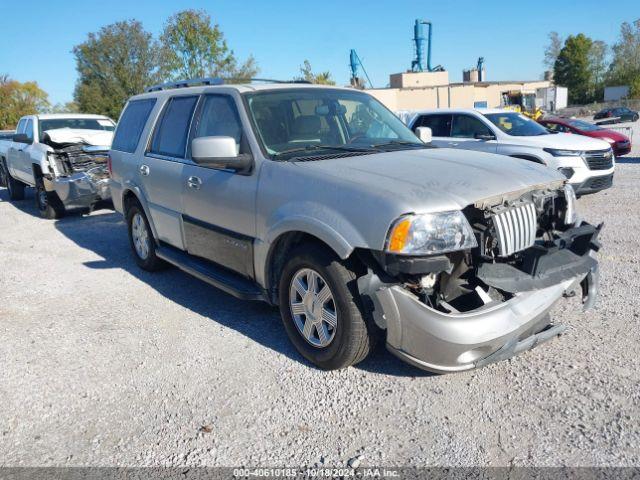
[594,106,639,124]
[539,117,632,157]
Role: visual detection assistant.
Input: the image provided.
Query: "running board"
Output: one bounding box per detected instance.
[156,243,265,301]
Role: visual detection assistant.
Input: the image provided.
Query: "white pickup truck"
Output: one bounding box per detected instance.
[0,113,115,218]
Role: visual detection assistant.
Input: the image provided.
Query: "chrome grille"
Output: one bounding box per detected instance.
[492,203,537,257]
[584,149,614,170]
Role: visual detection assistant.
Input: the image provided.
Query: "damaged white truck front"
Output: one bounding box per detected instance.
[0,114,115,219]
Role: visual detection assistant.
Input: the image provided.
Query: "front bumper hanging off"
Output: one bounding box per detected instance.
[44,171,111,210]
[367,222,602,374]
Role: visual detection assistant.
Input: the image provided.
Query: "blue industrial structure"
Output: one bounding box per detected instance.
[477,57,485,82]
[349,49,374,89]
[411,19,444,72]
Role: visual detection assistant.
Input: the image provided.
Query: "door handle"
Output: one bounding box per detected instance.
[187,176,202,190]
[448,142,459,147]
[139,164,150,176]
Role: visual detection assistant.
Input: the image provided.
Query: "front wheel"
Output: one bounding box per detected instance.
[35,177,65,219]
[633,114,639,122]
[278,244,376,370]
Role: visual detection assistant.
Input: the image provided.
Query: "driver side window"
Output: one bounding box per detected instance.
[451,114,493,138]
[24,120,34,142]
[191,95,244,154]
[545,122,568,133]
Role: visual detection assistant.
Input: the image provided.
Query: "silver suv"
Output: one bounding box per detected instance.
[109,79,601,373]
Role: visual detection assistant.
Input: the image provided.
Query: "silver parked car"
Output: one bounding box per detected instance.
[109,80,601,373]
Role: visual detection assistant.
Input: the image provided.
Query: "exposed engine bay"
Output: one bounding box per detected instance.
[367,184,601,316]
[41,129,113,209]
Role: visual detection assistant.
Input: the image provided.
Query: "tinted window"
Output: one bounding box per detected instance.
[112,99,156,153]
[192,95,243,152]
[484,112,549,136]
[451,114,493,138]
[414,114,452,137]
[543,122,569,133]
[567,119,600,132]
[150,96,199,158]
[16,119,26,134]
[24,120,34,141]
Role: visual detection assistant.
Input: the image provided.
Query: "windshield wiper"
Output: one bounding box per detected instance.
[370,140,428,149]
[273,144,376,159]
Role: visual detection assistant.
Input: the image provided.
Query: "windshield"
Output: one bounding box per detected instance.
[567,119,601,132]
[244,88,425,159]
[484,112,549,136]
[39,118,115,138]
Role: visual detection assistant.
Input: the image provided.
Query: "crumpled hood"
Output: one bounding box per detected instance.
[508,132,611,151]
[295,147,565,211]
[43,128,114,147]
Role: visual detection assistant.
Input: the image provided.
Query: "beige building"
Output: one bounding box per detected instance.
[366,71,551,111]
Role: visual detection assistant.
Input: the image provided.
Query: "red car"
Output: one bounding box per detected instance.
[539,117,631,157]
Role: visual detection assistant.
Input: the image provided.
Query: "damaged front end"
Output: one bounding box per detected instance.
[359,184,601,373]
[44,139,111,210]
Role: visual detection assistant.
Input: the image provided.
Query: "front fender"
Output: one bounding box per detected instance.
[254,202,373,289]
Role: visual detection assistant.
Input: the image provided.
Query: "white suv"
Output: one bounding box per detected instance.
[399,108,615,195]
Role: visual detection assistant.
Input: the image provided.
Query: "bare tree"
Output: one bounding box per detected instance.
[543,32,563,71]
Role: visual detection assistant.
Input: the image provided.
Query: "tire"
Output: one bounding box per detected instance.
[2,159,26,201]
[126,201,166,271]
[633,114,639,122]
[278,244,376,370]
[0,159,6,188]
[35,176,65,219]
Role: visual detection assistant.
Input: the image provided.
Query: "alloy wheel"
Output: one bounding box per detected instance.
[289,268,338,348]
[131,212,150,260]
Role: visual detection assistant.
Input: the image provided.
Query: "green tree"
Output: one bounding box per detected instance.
[588,40,608,100]
[607,19,640,98]
[298,60,335,85]
[47,101,80,114]
[73,20,162,119]
[0,75,50,130]
[554,34,594,104]
[160,9,258,81]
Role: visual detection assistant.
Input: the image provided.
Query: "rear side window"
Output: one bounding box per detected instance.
[150,96,199,158]
[112,99,156,153]
[414,114,452,137]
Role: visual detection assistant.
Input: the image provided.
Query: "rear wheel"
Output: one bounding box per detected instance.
[1,158,26,201]
[35,176,65,219]
[278,244,376,370]
[633,113,639,122]
[126,201,166,271]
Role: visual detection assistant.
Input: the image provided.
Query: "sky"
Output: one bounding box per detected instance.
[0,0,637,105]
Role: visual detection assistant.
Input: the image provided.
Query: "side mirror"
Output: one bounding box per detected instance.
[474,132,496,141]
[415,126,432,143]
[191,136,253,174]
[12,133,31,144]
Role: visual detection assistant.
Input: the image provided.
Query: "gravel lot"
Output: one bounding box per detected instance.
[1,122,639,468]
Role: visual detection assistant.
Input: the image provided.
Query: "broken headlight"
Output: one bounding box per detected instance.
[563,184,578,225]
[386,211,477,255]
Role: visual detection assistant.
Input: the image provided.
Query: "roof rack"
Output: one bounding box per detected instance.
[145,77,311,93]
